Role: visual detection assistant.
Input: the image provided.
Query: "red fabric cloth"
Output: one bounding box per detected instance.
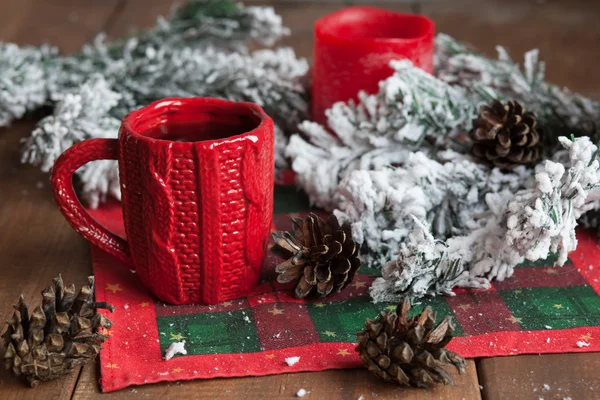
[90,202,600,392]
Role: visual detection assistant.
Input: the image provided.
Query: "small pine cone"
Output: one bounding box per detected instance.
[2,276,114,388]
[356,298,465,388]
[470,100,543,169]
[271,213,361,298]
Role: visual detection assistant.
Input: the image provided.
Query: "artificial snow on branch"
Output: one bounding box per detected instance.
[506,136,600,265]
[436,34,600,146]
[287,60,476,210]
[153,0,290,49]
[333,150,530,271]
[3,0,308,206]
[369,136,600,302]
[2,0,294,126]
[368,217,480,303]
[21,76,123,207]
[0,44,56,126]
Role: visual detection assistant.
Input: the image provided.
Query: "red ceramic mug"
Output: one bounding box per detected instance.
[51,98,275,305]
[312,6,435,124]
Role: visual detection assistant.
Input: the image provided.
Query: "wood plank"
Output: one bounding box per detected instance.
[0,1,123,399]
[478,354,600,400]
[70,1,480,398]
[420,0,600,398]
[73,360,480,399]
[0,0,123,53]
[0,123,92,400]
[104,0,176,41]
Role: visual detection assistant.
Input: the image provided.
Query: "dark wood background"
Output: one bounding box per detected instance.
[0,1,599,399]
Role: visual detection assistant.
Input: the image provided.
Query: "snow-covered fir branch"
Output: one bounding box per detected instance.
[0,44,57,125]
[50,1,295,102]
[333,151,530,269]
[369,136,600,302]
[369,217,486,302]
[506,136,600,265]
[148,0,290,50]
[23,46,307,206]
[55,42,307,130]
[1,1,293,129]
[287,60,475,210]
[4,0,307,205]
[21,76,122,207]
[436,34,600,145]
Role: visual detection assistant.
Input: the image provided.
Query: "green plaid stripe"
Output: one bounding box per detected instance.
[516,253,559,267]
[273,185,314,214]
[158,309,261,355]
[500,286,600,330]
[308,298,387,343]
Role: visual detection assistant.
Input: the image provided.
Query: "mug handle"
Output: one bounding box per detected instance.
[51,138,133,267]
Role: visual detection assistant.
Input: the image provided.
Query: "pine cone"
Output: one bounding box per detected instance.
[271,213,361,298]
[470,100,543,169]
[356,298,465,388]
[2,276,114,388]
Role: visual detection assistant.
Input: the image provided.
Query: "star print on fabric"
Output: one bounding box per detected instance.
[323,331,336,337]
[457,304,472,312]
[268,307,284,315]
[172,368,183,373]
[313,303,326,308]
[386,305,397,312]
[106,284,123,294]
[170,333,186,341]
[222,301,233,307]
[351,281,366,289]
[580,333,593,341]
[337,349,351,356]
[265,354,276,359]
[506,316,522,324]
[105,363,119,369]
[553,304,565,309]
[140,302,151,308]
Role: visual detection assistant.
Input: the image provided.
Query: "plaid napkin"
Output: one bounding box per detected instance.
[89,185,600,392]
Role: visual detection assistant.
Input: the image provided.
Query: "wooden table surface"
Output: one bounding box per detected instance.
[0,1,599,399]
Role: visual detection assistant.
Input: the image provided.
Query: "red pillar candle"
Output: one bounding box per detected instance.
[312,6,435,125]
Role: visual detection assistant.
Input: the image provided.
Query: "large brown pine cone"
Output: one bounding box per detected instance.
[470,100,543,169]
[271,213,361,298]
[2,276,114,388]
[356,298,465,388]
